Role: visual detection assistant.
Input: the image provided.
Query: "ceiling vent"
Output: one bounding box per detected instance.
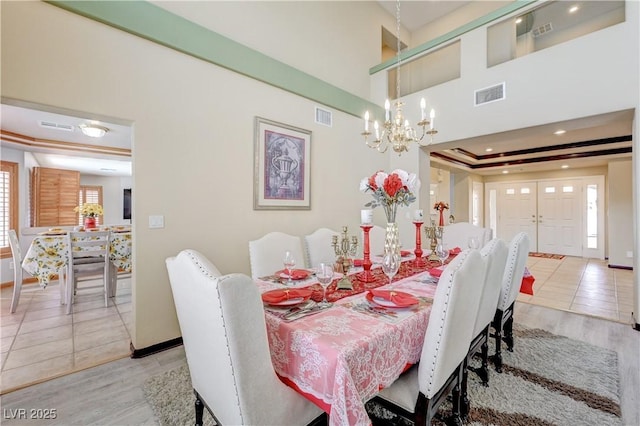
[315,107,332,127]
[474,82,506,106]
[39,120,74,132]
[532,22,553,38]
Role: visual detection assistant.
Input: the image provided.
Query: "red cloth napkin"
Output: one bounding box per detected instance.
[428,267,443,278]
[353,259,363,267]
[275,269,310,280]
[262,288,312,304]
[449,247,462,255]
[368,289,418,307]
[400,250,412,257]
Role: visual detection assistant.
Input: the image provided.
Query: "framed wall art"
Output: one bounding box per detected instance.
[254,117,311,210]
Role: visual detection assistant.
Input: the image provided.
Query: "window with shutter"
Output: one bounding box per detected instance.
[1,161,18,258]
[78,186,103,225]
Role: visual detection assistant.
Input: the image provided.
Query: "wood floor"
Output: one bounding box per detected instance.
[0,304,638,425]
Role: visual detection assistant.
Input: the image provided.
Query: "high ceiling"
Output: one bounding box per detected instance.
[1,2,633,177]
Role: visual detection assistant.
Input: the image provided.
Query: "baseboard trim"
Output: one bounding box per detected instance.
[1,277,40,289]
[607,264,633,270]
[130,337,183,358]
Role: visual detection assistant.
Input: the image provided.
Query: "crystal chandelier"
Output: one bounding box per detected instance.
[362,0,438,155]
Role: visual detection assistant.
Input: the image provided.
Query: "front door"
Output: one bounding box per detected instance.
[537,180,582,256]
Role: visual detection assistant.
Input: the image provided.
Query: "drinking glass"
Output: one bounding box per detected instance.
[468,236,480,249]
[282,251,296,285]
[381,253,401,287]
[435,243,450,266]
[316,263,334,307]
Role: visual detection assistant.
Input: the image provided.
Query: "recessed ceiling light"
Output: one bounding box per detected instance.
[554,129,566,135]
[561,165,569,169]
[569,5,579,13]
[79,124,109,138]
[516,17,523,24]
[502,170,509,174]
[485,147,493,152]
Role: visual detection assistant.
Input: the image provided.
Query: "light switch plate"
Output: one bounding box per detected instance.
[149,215,164,229]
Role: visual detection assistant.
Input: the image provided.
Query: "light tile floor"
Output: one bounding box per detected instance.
[519,255,635,324]
[0,277,132,394]
[0,255,635,394]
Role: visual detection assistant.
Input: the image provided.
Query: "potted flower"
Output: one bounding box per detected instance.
[74,203,103,229]
[360,169,420,258]
[433,201,449,226]
[359,169,420,223]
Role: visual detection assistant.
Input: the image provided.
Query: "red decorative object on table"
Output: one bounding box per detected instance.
[357,224,376,283]
[434,201,449,227]
[413,221,426,267]
[84,217,96,229]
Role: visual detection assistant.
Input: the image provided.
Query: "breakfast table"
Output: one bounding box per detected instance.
[256,255,449,425]
[22,230,133,288]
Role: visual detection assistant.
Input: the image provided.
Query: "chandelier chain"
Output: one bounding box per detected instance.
[396,0,401,100]
[360,0,438,155]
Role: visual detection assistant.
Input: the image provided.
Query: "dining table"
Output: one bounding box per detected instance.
[256,253,450,425]
[21,230,133,289]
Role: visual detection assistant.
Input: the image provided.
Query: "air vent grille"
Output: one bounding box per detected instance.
[315,107,332,127]
[532,22,553,38]
[474,82,506,106]
[39,121,74,132]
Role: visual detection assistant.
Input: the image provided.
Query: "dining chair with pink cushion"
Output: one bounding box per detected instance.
[460,238,508,418]
[492,232,530,373]
[304,227,340,267]
[372,249,487,426]
[249,231,307,279]
[166,250,325,426]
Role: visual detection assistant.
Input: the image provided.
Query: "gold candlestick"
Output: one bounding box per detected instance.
[424,222,443,262]
[331,226,358,290]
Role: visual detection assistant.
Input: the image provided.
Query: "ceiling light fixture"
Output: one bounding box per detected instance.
[485,147,493,152]
[561,164,569,169]
[502,170,509,174]
[79,124,109,138]
[516,17,523,24]
[554,129,566,135]
[569,5,579,13]
[361,0,437,155]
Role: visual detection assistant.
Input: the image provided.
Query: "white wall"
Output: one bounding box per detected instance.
[608,159,633,268]
[1,1,390,348]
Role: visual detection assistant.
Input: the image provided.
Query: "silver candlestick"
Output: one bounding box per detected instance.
[331,226,358,290]
[424,221,443,262]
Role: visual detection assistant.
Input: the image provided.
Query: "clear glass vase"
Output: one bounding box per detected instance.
[384,222,400,257]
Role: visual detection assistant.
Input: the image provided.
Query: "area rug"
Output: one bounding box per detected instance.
[529,252,566,260]
[143,325,621,426]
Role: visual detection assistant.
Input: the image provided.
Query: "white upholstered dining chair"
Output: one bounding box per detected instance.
[372,249,487,425]
[492,232,530,373]
[166,249,325,426]
[442,222,492,250]
[248,231,306,279]
[304,227,339,267]
[460,238,508,418]
[65,231,111,314]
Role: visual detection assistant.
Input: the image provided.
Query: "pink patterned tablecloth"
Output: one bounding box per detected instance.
[258,270,439,426]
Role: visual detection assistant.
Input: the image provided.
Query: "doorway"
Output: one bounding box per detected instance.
[486,176,605,258]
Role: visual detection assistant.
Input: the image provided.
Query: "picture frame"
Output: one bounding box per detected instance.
[254,117,312,210]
